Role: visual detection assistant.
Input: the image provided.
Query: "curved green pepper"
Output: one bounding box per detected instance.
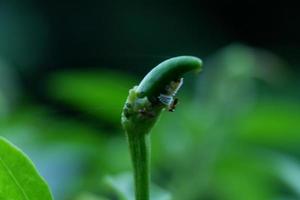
[136,56,202,99]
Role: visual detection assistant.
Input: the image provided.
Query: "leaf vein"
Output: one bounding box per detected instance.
[0,156,30,200]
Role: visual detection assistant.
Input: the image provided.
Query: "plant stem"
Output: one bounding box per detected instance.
[127,132,150,200]
[121,56,203,200]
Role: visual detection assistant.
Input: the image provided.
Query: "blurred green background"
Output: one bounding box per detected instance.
[0,1,299,200]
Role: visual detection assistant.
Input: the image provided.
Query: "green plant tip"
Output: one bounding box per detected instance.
[136,56,203,99]
[121,55,203,200]
[121,55,203,135]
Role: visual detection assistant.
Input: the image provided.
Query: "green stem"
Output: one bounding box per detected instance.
[121,56,203,200]
[127,132,150,200]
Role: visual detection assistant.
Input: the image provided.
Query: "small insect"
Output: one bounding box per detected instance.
[165,78,183,96]
[158,78,183,112]
[168,97,178,112]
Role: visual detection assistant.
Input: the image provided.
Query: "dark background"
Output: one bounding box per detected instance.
[1,0,299,70]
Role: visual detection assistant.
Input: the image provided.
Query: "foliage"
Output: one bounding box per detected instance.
[0,137,53,200]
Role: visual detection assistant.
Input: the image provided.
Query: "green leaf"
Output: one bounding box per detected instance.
[272,155,300,198]
[0,137,53,200]
[47,70,136,124]
[74,192,108,200]
[237,101,300,147]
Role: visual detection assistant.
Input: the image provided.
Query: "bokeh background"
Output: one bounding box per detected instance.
[0,1,299,200]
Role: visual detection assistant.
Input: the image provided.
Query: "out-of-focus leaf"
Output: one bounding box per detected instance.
[104,172,171,200]
[238,100,300,147]
[0,107,109,200]
[74,192,108,200]
[47,70,136,124]
[215,150,276,200]
[275,197,298,200]
[0,137,53,200]
[273,155,300,197]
